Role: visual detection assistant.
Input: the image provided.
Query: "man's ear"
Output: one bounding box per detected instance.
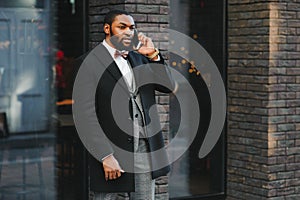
[104,23,110,35]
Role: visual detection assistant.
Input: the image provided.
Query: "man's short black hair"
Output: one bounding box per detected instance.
[104,10,131,26]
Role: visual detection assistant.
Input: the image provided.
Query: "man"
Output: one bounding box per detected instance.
[73,10,175,200]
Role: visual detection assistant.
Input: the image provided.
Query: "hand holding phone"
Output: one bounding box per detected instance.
[132,29,142,50]
[132,30,158,59]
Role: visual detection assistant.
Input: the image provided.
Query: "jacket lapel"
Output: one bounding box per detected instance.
[93,43,129,92]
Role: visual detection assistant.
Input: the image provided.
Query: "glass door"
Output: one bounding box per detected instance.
[169,0,226,199]
[0,0,52,133]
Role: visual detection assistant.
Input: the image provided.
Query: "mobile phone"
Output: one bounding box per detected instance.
[132,29,142,50]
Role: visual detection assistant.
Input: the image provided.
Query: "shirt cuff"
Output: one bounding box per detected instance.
[101,153,113,161]
[151,55,160,61]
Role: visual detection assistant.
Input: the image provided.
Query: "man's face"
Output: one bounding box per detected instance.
[106,14,135,50]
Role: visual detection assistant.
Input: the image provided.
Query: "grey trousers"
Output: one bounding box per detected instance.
[91,139,155,200]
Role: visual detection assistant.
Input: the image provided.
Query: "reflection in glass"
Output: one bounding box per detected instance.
[169,0,225,199]
[0,0,44,8]
[0,134,56,199]
[0,1,56,199]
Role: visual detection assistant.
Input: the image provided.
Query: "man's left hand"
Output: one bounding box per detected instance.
[136,32,157,58]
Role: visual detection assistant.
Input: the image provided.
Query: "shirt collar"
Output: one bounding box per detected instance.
[102,39,116,59]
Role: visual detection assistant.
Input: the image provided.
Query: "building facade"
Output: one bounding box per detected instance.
[0,0,299,199]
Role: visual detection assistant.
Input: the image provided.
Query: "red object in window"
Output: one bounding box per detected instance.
[56,50,64,60]
[55,50,66,88]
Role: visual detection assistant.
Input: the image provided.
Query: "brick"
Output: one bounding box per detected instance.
[277,188,295,196]
[287,100,300,107]
[277,92,296,99]
[160,6,169,14]
[285,194,300,200]
[277,172,295,179]
[269,68,286,75]
[155,176,168,185]
[287,3,300,11]
[125,0,145,3]
[286,116,300,123]
[280,27,297,35]
[148,15,168,23]
[254,171,271,181]
[277,108,295,115]
[278,44,297,51]
[131,13,147,22]
[268,148,286,157]
[287,163,300,171]
[286,84,300,92]
[264,100,286,108]
[287,147,299,155]
[287,131,300,140]
[264,180,286,189]
[147,0,168,5]
[155,185,168,193]
[286,68,300,75]
[268,116,286,124]
[137,5,160,13]
[125,4,136,12]
[287,36,300,43]
[89,0,109,6]
[277,124,295,132]
[148,32,167,41]
[228,3,268,12]
[286,178,300,187]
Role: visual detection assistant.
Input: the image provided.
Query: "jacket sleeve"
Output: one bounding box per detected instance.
[72,53,114,161]
[148,52,177,93]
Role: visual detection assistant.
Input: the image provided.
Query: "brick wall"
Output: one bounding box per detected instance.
[227,0,300,199]
[88,0,170,199]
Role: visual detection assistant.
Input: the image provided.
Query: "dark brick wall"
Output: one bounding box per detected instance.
[88,0,170,199]
[227,0,300,199]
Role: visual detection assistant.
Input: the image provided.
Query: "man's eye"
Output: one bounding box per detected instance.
[119,26,126,29]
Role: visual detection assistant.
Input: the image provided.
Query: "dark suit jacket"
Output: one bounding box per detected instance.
[73,43,175,192]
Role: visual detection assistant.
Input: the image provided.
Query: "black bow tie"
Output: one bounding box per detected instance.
[114,50,129,59]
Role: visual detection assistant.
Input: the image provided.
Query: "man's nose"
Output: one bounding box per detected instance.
[124,29,133,36]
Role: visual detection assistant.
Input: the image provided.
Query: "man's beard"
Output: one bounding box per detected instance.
[110,28,131,51]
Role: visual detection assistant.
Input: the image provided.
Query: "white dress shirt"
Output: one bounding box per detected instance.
[101,40,135,161]
[101,39,160,160]
[102,39,133,89]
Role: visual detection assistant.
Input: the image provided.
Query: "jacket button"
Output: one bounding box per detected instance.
[127,137,133,143]
[135,114,138,118]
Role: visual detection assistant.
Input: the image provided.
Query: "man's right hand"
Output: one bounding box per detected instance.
[102,155,125,181]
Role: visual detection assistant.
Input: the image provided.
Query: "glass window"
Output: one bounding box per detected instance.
[0,2,55,200]
[0,0,44,9]
[169,0,226,199]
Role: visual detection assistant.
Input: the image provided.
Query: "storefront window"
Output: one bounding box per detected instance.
[0,0,55,199]
[0,0,44,8]
[169,0,226,199]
